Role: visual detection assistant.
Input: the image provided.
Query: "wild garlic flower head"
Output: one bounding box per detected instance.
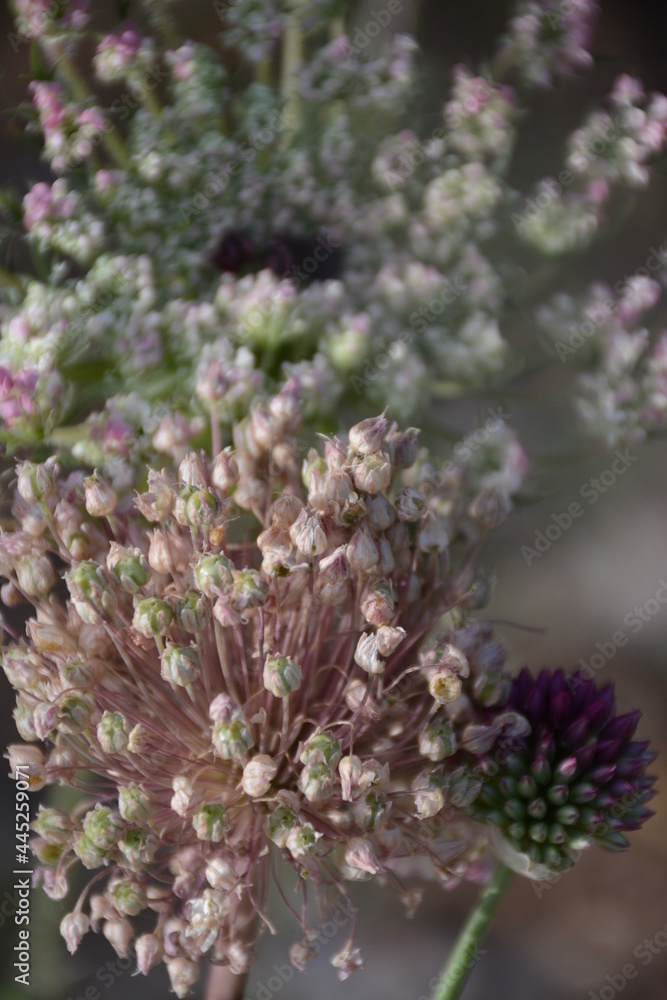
[466,668,656,880]
[2,402,523,994]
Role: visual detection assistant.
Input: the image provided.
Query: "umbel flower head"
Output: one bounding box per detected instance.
[467,668,657,879]
[2,401,525,996]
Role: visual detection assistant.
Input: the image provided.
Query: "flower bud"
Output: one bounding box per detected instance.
[242,754,278,796]
[7,744,46,789]
[361,580,395,625]
[171,775,195,816]
[263,654,302,697]
[414,783,445,819]
[352,791,391,829]
[387,425,420,468]
[299,731,342,768]
[17,459,58,503]
[193,554,233,600]
[16,554,57,597]
[33,701,61,740]
[136,933,164,975]
[73,833,107,869]
[34,806,72,844]
[132,596,173,637]
[167,957,200,999]
[206,857,238,891]
[83,804,123,851]
[290,938,317,972]
[347,524,379,573]
[286,822,322,857]
[429,669,462,705]
[60,912,90,955]
[354,632,385,675]
[174,590,210,632]
[212,711,254,762]
[376,625,406,657]
[118,783,152,823]
[84,474,117,517]
[467,487,511,529]
[267,804,297,847]
[298,762,334,802]
[107,543,149,593]
[419,719,457,761]
[366,494,396,531]
[97,710,131,753]
[161,643,199,686]
[135,470,175,522]
[289,509,327,556]
[67,562,117,619]
[193,803,230,842]
[419,512,450,552]
[339,755,363,801]
[231,568,269,611]
[352,453,392,495]
[349,414,389,455]
[344,836,381,874]
[111,879,146,916]
[211,448,239,492]
[331,940,363,980]
[395,487,426,522]
[178,451,207,487]
[103,917,133,958]
[315,546,349,606]
[271,493,304,527]
[118,827,157,867]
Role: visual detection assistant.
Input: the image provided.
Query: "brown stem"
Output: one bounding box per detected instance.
[205,964,249,1000]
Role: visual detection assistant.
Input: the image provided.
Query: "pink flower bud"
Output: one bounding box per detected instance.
[60,911,90,954]
[242,754,278,796]
[84,474,117,517]
[135,933,164,975]
[349,414,389,455]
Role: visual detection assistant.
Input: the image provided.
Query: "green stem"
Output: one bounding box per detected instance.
[429,863,515,1000]
[280,0,304,139]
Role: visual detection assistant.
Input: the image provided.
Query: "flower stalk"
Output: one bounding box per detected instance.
[429,863,515,1000]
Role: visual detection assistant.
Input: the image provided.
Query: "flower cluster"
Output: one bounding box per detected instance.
[2,1,667,464]
[537,273,667,447]
[467,668,656,877]
[1,408,529,995]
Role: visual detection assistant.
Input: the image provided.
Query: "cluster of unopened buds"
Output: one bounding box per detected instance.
[1,405,536,996]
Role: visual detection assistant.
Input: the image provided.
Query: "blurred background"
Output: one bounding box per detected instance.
[1,0,666,997]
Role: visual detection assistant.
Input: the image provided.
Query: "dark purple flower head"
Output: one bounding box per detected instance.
[469,668,657,874]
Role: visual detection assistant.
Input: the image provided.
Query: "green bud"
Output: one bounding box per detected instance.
[546,784,569,806]
[33,807,72,845]
[555,805,580,826]
[299,732,341,769]
[263,654,301,698]
[161,644,200,686]
[118,784,152,823]
[111,881,146,916]
[504,799,525,821]
[108,547,149,594]
[212,712,254,762]
[73,833,108,870]
[526,798,547,820]
[193,554,234,598]
[267,805,297,848]
[231,568,269,611]
[83,804,123,851]
[132,596,173,638]
[16,459,57,503]
[118,827,158,867]
[192,803,230,842]
[174,591,210,632]
[97,711,130,753]
[418,719,457,762]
